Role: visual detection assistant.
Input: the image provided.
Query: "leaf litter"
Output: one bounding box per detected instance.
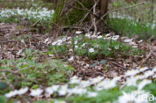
[0,23,156,102]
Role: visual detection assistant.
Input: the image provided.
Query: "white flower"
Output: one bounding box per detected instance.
[125,69,140,77]
[45,85,60,96]
[57,40,63,45]
[85,33,91,38]
[87,92,97,97]
[117,92,136,103]
[44,38,51,44]
[75,31,82,34]
[61,37,67,41]
[68,56,74,62]
[133,90,150,103]
[5,90,18,98]
[105,33,111,37]
[111,35,119,40]
[89,76,104,84]
[74,41,78,44]
[67,37,71,40]
[30,88,43,97]
[97,35,102,39]
[88,48,95,53]
[52,41,57,45]
[0,8,54,20]
[92,35,97,38]
[45,87,54,96]
[139,67,149,72]
[135,70,154,80]
[54,100,66,103]
[82,43,86,47]
[113,77,121,81]
[68,87,87,95]
[5,87,29,98]
[135,75,145,80]
[58,85,68,96]
[69,49,73,52]
[138,40,143,43]
[52,85,60,92]
[138,80,151,90]
[80,80,91,88]
[75,45,78,48]
[153,67,156,71]
[143,71,154,78]
[95,78,117,90]
[69,76,81,84]
[123,38,133,43]
[67,41,72,44]
[17,87,29,95]
[117,90,150,103]
[125,77,138,86]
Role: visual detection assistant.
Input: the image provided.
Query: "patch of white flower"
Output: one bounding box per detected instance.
[45,85,60,97]
[52,37,71,46]
[117,90,151,103]
[68,56,74,62]
[58,85,68,96]
[88,76,104,84]
[87,92,98,97]
[123,38,133,43]
[4,67,156,103]
[125,77,138,86]
[30,88,43,97]
[5,87,28,98]
[0,8,54,21]
[125,69,140,77]
[75,31,82,34]
[95,77,120,91]
[54,100,66,103]
[49,31,140,53]
[88,48,95,53]
[97,35,103,39]
[125,67,150,77]
[68,87,87,95]
[83,32,139,48]
[111,35,120,40]
[69,76,81,84]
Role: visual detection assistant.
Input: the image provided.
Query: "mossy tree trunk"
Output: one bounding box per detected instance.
[52,0,109,36]
[99,0,109,19]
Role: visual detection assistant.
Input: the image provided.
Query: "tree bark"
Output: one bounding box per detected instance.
[99,0,109,19]
[95,0,109,32]
[52,0,110,34]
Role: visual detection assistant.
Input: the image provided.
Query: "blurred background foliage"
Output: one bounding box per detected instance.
[0,0,155,39]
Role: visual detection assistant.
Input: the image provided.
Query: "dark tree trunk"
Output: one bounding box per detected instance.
[52,0,109,35]
[99,0,109,19]
[94,0,109,32]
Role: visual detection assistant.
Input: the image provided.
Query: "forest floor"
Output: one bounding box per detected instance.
[0,22,156,103]
[0,23,155,78]
[0,1,156,102]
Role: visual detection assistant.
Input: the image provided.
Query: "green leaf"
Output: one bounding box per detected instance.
[0,82,8,90]
[0,96,7,103]
[99,60,107,65]
[144,82,156,96]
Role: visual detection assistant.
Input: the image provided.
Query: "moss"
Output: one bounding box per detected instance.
[65,0,93,25]
[53,0,93,26]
